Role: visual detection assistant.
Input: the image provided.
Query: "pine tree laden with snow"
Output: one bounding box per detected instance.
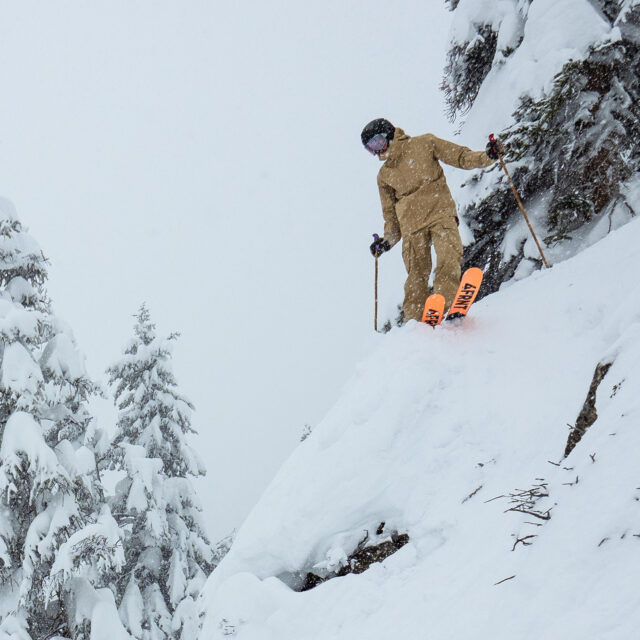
[439,0,639,296]
[457,3,640,295]
[441,1,527,122]
[506,35,640,242]
[105,305,212,640]
[0,214,50,435]
[441,24,499,121]
[0,199,125,639]
[595,0,623,22]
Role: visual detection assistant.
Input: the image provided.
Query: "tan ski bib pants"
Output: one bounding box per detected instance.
[401,219,463,322]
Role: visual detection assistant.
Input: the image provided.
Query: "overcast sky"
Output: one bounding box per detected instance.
[0,1,453,539]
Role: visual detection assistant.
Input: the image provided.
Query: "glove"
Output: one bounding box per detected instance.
[486,136,504,160]
[370,235,391,257]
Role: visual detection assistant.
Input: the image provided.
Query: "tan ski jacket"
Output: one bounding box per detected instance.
[377,128,494,246]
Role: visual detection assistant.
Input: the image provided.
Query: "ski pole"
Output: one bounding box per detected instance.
[373,234,379,332]
[489,134,550,269]
[375,257,379,332]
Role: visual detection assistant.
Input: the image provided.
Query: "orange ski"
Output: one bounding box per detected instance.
[421,294,445,327]
[446,267,483,320]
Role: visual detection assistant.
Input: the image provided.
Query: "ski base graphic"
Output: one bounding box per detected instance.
[445,267,483,321]
[421,294,445,327]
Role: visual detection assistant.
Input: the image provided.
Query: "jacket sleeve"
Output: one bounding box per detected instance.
[377,175,402,248]
[431,135,494,170]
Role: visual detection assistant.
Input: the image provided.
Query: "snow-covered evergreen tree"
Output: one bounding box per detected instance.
[441,1,526,121]
[0,199,126,639]
[504,25,640,241]
[104,306,212,640]
[441,0,639,296]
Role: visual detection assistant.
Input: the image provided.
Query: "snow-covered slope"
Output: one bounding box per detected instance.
[199,219,640,639]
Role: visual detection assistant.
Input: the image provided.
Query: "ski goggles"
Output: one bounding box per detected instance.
[364,133,388,155]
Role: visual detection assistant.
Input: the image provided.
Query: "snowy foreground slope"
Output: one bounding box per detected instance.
[200,220,640,640]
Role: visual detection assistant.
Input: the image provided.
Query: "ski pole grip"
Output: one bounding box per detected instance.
[489,133,495,143]
[373,233,379,241]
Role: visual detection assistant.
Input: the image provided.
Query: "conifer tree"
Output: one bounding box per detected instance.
[105,306,212,640]
[441,1,526,121]
[441,23,498,121]
[442,0,640,296]
[596,0,623,22]
[0,199,125,639]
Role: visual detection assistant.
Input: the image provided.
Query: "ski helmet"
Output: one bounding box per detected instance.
[361,118,396,147]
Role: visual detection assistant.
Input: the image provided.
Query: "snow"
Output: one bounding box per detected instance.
[120,443,164,514]
[40,332,87,381]
[0,197,19,223]
[119,580,144,637]
[75,445,97,475]
[0,615,31,640]
[0,412,62,486]
[0,303,43,343]
[199,217,640,639]
[125,477,151,514]
[172,596,200,639]
[49,507,124,583]
[1,342,43,395]
[168,549,188,606]
[53,440,96,478]
[449,0,524,53]
[68,579,132,640]
[0,200,44,270]
[619,0,640,22]
[90,592,133,640]
[453,0,610,148]
[5,277,36,305]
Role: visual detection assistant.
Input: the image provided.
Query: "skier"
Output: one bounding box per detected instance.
[362,118,502,322]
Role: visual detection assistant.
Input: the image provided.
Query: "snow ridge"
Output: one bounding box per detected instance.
[199,218,640,639]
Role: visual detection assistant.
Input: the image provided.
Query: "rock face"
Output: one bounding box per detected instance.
[565,362,612,458]
[300,526,410,592]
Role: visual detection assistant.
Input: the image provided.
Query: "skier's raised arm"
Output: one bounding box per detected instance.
[430,134,495,171]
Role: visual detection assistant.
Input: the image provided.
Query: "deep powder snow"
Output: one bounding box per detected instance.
[199,217,640,640]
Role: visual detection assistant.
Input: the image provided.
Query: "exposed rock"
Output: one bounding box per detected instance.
[300,525,409,592]
[565,362,612,457]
